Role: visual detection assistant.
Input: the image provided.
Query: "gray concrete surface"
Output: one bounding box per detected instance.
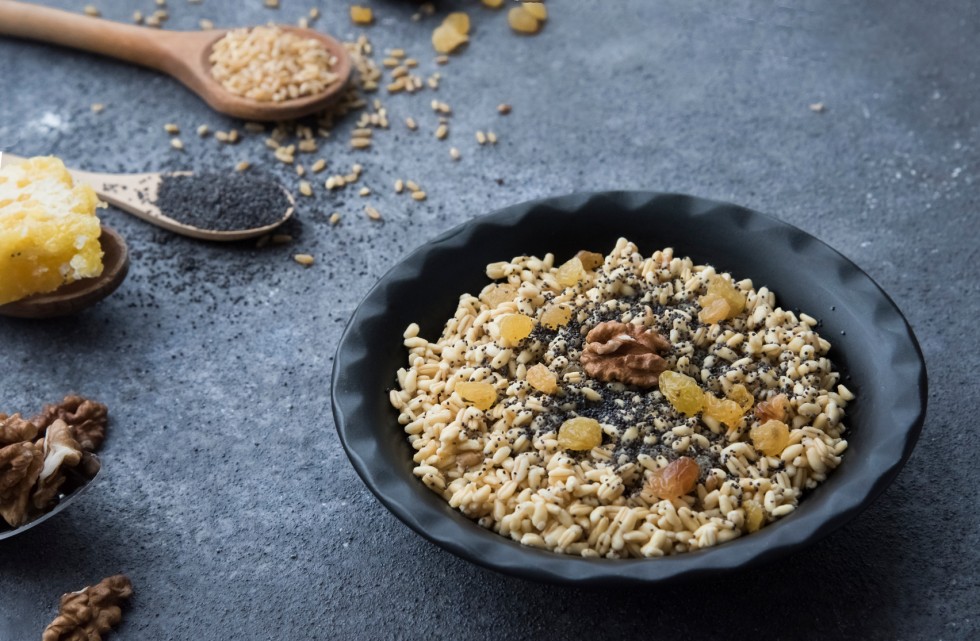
[1,1,978,639]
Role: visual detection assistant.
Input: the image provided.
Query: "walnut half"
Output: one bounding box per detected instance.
[0,441,44,527]
[32,395,108,452]
[0,413,39,446]
[580,321,671,388]
[43,574,133,641]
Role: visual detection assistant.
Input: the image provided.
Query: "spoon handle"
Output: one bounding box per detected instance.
[0,0,182,72]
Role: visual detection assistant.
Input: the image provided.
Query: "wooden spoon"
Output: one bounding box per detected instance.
[2,154,295,241]
[0,227,129,319]
[0,0,352,121]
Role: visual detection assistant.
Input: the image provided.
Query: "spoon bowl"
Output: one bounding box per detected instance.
[0,455,102,541]
[0,226,129,319]
[0,1,353,121]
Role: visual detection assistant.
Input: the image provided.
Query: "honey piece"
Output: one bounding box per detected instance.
[659,371,704,417]
[0,156,103,306]
[526,364,558,395]
[647,457,699,500]
[540,304,572,330]
[750,419,790,456]
[498,313,535,344]
[432,24,468,53]
[556,256,585,287]
[557,417,602,451]
[456,381,497,411]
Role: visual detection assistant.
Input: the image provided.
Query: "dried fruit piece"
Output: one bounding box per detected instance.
[575,250,603,271]
[728,384,754,412]
[557,417,602,451]
[522,2,548,20]
[350,5,373,24]
[698,276,746,323]
[556,256,585,287]
[697,293,730,324]
[444,12,470,34]
[744,500,765,533]
[755,393,789,422]
[702,393,744,428]
[526,364,558,395]
[481,0,503,7]
[456,381,497,411]
[659,371,704,417]
[432,24,468,53]
[540,305,572,330]
[498,313,534,344]
[508,6,540,33]
[481,283,518,308]
[646,456,700,500]
[750,419,790,456]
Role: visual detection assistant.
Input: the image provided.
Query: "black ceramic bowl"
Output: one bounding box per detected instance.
[331,192,926,584]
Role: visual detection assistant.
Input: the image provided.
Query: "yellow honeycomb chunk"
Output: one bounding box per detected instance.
[750,419,790,456]
[0,156,103,306]
[540,304,572,330]
[456,381,497,410]
[558,417,601,451]
[526,364,558,394]
[498,313,534,345]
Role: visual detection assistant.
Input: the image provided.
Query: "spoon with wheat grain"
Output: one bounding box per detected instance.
[0,0,352,121]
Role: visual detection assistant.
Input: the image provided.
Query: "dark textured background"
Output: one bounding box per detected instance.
[1,1,977,639]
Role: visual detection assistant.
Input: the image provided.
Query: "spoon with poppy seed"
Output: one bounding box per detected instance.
[0,1,352,121]
[3,154,295,242]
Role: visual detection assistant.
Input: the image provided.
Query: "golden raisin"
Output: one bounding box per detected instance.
[728,384,754,412]
[481,283,518,308]
[574,250,604,271]
[750,419,790,456]
[522,2,548,20]
[444,12,470,34]
[659,371,704,417]
[540,305,572,330]
[526,364,558,395]
[481,0,503,7]
[507,6,540,33]
[744,500,765,533]
[350,5,373,25]
[755,393,789,422]
[647,456,700,500]
[697,293,730,324]
[557,417,602,451]
[456,381,497,411]
[556,257,585,287]
[702,393,744,428]
[498,313,534,344]
[432,24,468,53]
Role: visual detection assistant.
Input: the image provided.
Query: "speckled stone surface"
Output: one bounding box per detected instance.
[1,1,977,639]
